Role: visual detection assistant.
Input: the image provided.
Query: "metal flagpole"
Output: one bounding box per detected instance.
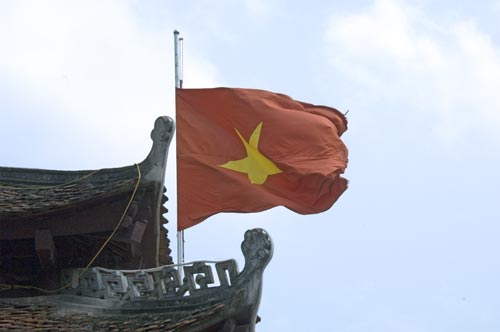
[174,30,185,270]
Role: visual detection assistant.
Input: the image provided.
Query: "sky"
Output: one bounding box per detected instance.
[1,0,500,331]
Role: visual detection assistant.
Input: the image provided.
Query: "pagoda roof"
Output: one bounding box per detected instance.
[0,168,137,221]
[0,116,273,331]
[0,117,175,276]
[1,228,273,332]
[0,301,228,331]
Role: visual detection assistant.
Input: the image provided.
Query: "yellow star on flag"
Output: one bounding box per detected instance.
[220,122,282,185]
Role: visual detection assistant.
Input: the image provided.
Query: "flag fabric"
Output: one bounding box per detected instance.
[176,87,348,231]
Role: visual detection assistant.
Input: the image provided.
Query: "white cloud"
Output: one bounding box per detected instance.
[325,0,500,143]
[0,0,219,168]
[242,0,282,20]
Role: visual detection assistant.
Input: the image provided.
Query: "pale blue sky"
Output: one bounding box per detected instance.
[1,1,500,331]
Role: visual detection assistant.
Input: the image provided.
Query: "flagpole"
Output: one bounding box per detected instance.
[174,30,185,270]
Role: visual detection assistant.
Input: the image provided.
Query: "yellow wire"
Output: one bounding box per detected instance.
[0,164,142,294]
[0,169,101,190]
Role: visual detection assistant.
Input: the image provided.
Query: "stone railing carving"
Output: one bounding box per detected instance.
[61,228,272,304]
[61,259,238,301]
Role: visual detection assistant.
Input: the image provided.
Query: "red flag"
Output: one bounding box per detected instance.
[176,88,348,231]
